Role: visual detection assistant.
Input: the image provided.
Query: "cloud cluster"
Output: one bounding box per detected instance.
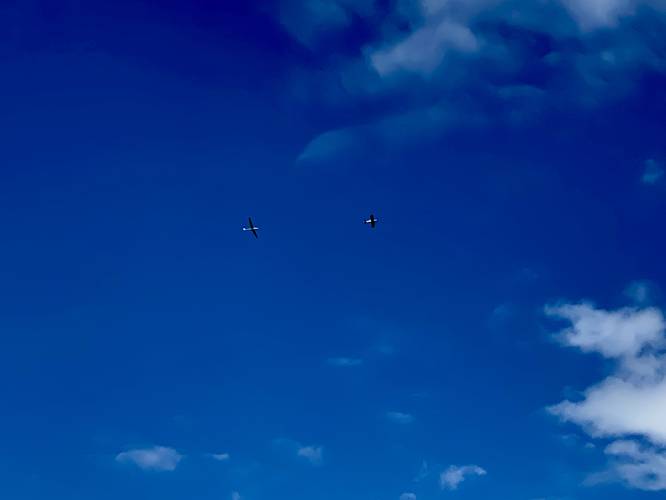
[440,464,487,490]
[277,0,666,162]
[115,446,183,472]
[546,302,666,490]
[600,440,666,490]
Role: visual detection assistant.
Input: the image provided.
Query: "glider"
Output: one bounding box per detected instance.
[364,214,378,228]
[243,217,259,238]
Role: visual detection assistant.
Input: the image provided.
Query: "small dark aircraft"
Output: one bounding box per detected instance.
[364,214,378,228]
[243,217,259,238]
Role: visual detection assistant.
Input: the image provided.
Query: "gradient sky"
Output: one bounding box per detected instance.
[1,1,666,499]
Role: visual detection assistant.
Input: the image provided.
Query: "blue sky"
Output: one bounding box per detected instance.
[1,1,665,499]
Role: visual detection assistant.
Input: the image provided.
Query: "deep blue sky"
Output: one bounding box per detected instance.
[1,1,665,499]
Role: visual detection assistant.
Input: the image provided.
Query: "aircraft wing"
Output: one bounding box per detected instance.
[245,217,258,238]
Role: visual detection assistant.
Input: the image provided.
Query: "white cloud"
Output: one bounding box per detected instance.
[273,438,324,465]
[327,357,363,367]
[209,452,230,461]
[297,445,323,465]
[231,492,242,500]
[400,493,417,500]
[386,411,415,424]
[549,376,666,443]
[560,0,636,29]
[586,440,666,490]
[545,303,665,359]
[440,464,487,490]
[115,446,183,472]
[369,19,479,76]
[642,158,664,185]
[368,2,485,78]
[547,301,666,490]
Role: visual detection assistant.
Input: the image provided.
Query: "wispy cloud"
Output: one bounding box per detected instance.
[546,299,666,490]
[413,460,430,482]
[231,492,242,500]
[208,452,230,462]
[400,493,417,500]
[488,303,515,329]
[327,357,363,367]
[560,0,649,29]
[624,280,655,304]
[297,445,324,465]
[386,411,414,424]
[558,433,596,450]
[642,159,664,185]
[115,446,183,472]
[440,464,487,490]
[278,0,375,48]
[274,438,324,466]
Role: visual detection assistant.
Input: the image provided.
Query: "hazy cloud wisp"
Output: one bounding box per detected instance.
[115,446,183,472]
[440,464,487,490]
